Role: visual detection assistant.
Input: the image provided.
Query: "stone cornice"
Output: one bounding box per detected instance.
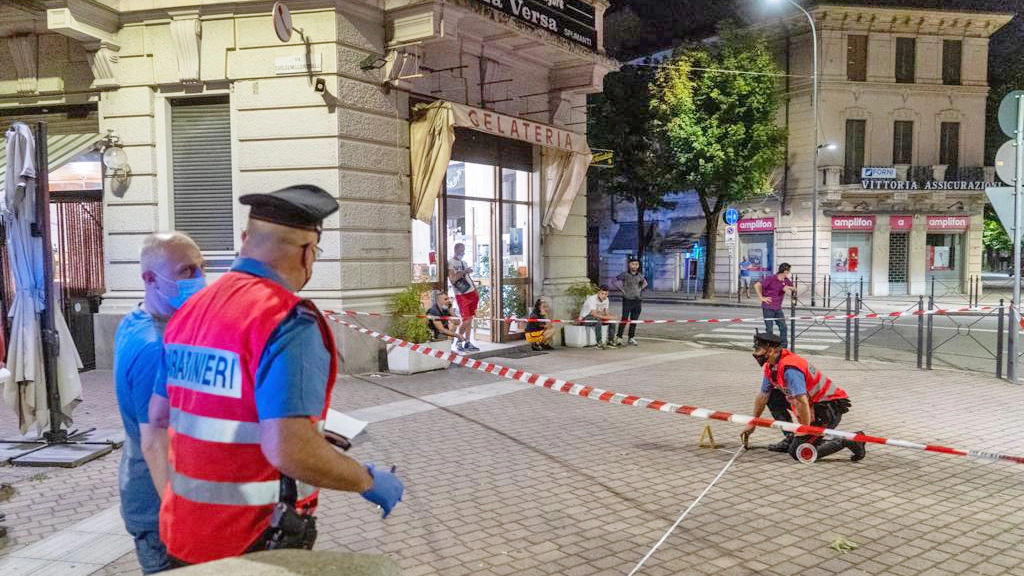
[811,5,1012,38]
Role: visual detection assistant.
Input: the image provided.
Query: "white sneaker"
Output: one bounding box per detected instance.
[628,338,638,346]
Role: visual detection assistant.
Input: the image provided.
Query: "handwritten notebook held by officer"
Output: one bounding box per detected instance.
[148,185,404,566]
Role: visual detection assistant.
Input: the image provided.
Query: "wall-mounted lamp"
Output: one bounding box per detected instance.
[946,201,965,211]
[97,129,131,187]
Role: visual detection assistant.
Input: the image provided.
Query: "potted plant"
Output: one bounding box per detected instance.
[386,284,451,375]
[562,281,604,348]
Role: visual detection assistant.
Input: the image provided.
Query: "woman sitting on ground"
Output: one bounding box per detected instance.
[525,298,557,351]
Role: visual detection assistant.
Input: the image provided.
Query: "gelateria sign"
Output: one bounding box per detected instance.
[453,102,588,154]
[473,0,597,49]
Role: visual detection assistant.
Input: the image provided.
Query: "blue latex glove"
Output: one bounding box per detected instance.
[360,464,404,518]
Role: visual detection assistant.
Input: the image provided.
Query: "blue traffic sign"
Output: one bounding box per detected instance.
[724,208,740,225]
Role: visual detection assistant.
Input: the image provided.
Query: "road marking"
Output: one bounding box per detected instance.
[695,339,832,351]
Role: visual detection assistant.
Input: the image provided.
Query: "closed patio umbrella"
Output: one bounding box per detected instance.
[2,121,82,435]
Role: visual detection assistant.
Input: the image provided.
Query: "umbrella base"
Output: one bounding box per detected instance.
[5,442,113,468]
[0,427,123,468]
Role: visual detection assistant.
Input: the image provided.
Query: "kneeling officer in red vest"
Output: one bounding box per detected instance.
[148,185,404,566]
[742,333,866,463]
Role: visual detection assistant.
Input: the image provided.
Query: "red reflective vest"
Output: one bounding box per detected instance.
[159,271,337,564]
[763,349,848,405]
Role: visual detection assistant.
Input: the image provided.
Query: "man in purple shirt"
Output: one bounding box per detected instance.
[754,262,794,346]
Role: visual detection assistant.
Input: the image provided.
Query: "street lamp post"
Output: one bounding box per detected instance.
[770,0,820,306]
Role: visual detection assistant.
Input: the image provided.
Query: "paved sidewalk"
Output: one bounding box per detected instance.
[2,341,1024,575]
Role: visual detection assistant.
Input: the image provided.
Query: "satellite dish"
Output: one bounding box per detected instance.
[273,2,293,43]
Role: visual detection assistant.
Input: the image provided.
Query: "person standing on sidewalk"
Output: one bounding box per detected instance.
[754,262,794,346]
[613,257,648,346]
[743,333,866,462]
[448,243,480,352]
[739,257,752,299]
[148,185,403,566]
[115,231,205,574]
[579,286,617,349]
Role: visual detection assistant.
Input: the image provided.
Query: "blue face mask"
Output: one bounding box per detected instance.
[157,272,206,310]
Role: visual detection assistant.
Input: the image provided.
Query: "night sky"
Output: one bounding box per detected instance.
[605,0,1024,73]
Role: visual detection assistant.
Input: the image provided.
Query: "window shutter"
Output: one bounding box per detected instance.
[893,121,913,165]
[895,38,916,83]
[170,97,234,252]
[847,35,867,82]
[943,40,962,85]
[940,122,960,169]
[845,119,866,174]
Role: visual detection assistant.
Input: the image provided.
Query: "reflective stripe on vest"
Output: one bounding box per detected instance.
[171,472,318,506]
[170,408,262,445]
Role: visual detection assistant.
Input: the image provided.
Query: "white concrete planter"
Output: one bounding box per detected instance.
[387,340,451,375]
[563,325,612,348]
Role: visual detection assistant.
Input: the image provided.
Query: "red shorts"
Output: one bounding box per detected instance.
[455,291,479,319]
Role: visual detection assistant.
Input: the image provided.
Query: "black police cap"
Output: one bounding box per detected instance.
[753,332,783,347]
[240,185,339,232]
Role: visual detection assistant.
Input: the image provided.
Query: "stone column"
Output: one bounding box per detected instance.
[872,216,890,296]
[909,214,928,296]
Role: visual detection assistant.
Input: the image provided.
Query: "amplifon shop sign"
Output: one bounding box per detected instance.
[831,215,876,231]
[927,215,970,231]
[738,217,775,233]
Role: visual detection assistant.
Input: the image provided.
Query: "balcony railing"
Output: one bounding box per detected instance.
[834,165,990,188]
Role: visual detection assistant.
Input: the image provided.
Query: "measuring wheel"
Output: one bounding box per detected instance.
[793,442,819,464]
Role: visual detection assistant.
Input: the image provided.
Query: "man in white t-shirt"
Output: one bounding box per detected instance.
[447,243,480,352]
[578,285,617,349]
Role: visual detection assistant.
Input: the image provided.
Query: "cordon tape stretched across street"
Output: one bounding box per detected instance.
[326,313,1024,466]
[328,305,1002,325]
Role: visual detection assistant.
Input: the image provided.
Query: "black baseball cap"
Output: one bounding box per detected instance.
[240,184,339,232]
[753,333,783,348]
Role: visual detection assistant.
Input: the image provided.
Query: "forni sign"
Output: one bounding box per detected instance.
[475,0,598,50]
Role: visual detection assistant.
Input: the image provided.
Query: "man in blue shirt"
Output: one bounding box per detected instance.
[114,231,205,573]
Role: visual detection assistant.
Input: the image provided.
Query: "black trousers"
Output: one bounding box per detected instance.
[766,388,850,435]
[166,528,312,568]
[617,299,642,339]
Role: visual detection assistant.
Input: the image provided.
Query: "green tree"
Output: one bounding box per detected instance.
[588,64,685,262]
[651,29,786,298]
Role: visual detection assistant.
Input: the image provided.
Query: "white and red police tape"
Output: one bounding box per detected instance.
[325,312,1024,466]
[330,304,1000,326]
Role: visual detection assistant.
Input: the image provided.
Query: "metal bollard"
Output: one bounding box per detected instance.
[916,296,924,369]
[997,298,1005,379]
[854,293,861,362]
[926,293,934,370]
[845,293,852,361]
[790,291,797,351]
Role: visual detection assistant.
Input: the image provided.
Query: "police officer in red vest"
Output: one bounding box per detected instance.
[742,333,866,462]
[147,185,404,566]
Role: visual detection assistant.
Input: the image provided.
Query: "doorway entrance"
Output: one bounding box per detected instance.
[437,156,534,343]
[888,232,909,296]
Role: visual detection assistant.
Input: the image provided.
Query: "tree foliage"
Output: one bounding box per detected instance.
[588,64,686,260]
[650,28,787,298]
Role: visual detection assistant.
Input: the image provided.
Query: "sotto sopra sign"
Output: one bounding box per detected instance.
[474,0,597,50]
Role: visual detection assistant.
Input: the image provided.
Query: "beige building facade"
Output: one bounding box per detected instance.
[717,5,1012,299]
[0,0,615,371]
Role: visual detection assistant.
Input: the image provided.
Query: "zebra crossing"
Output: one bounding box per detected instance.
[692,321,846,351]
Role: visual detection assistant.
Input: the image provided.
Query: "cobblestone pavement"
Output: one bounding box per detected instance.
[2,340,1024,576]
